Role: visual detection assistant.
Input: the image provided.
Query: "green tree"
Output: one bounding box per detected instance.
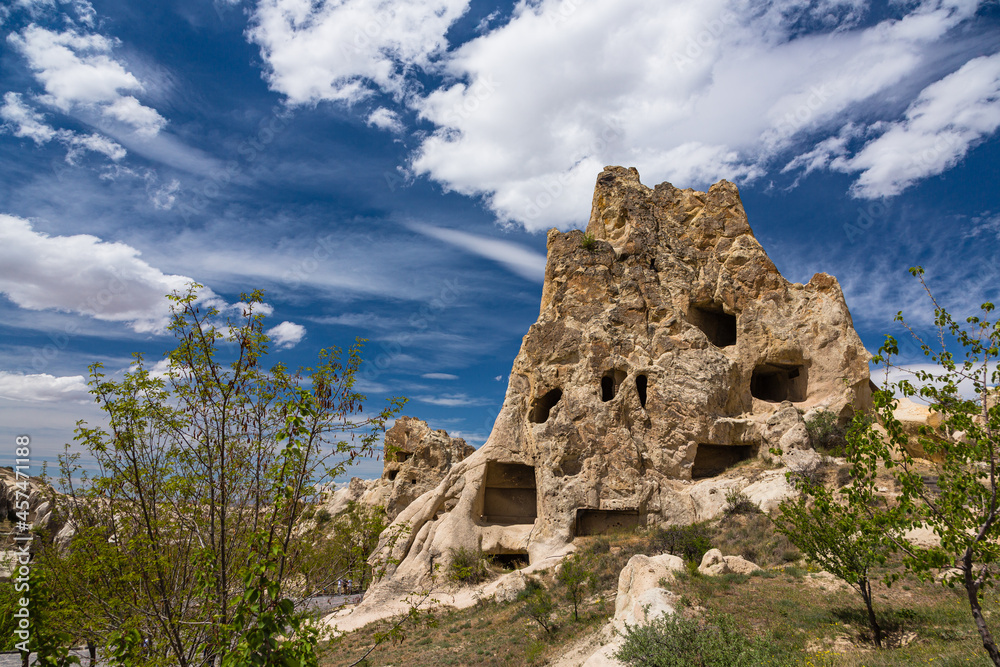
[557,553,594,622]
[518,579,556,634]
[772,442,900,648]
[47,285,404,664]
[851,267,1000,663]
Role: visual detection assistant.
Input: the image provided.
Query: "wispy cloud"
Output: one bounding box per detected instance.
[421,372,458,380]
[414,392,493,407]
[408,223,545,282]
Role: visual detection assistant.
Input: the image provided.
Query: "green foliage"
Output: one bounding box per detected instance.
[43,284,404,663]
[772,442,899,648]
[649,524,713,564]
[852,266,1000,663]
[315,508,333,525]
[221,539,323,667]
[722,488,762,517]
[805,409,848,456]
[448,546,491,584]
[556,553,596,621]
[613,611,787,667]
[517,579,556,634]
[580,232,597,251]
[296,501,390,595]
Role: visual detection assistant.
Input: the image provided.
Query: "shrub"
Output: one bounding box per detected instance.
[650,524,712,564]
[613,611,787,666]
[723,488,761,517]
[448,546,490,584]
[315,508,332,525]
[581,232,597,250]
[804,409,847,456]
[518,579,556,634]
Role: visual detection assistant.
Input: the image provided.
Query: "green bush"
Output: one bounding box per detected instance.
[722,488,761,517]
[581,232,597,250]
[804,409,847,456]
[518,579,556,634]
[448,546,490,584]
[613,611,788,667]
[650,524,712,564]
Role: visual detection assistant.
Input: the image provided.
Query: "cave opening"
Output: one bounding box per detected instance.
[490,551,530,570]
[529,387,563,423]
[691,444,755,479]
[636,375,648,408]
[600,369,626,402]
[386,470,398,481]
[750,364,807,402]
[575,508,643,536]
[689,304,737,348]
[480,462,537,525]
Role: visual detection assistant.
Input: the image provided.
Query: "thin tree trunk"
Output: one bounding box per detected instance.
[858,578,883,649]
[965,566,1000,665]
[88,640,97,665]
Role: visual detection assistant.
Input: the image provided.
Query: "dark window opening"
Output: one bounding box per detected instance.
[601,369,626,402]
[529,387,563,424]
[649,258,656,271]
[481,462,537,525]
[636,375,648,408]
[691,444,755,479]
[395,451,411,463]
[410,478,417,484]
[575,509,643,536]
[750,363,807,402]
[490,552,529,570]
[386,470,398,481]
[689,304,737,348]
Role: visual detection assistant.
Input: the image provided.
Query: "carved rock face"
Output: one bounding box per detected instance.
[373,167,872,586]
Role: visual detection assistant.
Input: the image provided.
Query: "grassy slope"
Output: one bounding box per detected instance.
[319,469,998,666]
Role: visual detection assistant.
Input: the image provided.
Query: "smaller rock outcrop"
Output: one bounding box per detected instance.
[697,548,761,576]
[320,417,474,521]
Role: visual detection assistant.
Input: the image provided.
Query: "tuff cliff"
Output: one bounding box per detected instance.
[369,166,872,588]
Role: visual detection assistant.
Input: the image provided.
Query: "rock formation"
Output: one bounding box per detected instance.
[321,417,474,520]
[372,166,872,588]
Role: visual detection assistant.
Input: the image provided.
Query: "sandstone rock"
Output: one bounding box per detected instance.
[698,548,761,576]
[370,417,475,520]
[613,553,684,629]
[893,396,946,462]
[369,167,872,590]
[320,417,474,522]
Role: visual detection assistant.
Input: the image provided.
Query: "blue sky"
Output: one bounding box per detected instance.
[0,0,998,480]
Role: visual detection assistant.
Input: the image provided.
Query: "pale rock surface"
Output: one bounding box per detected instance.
[320,417,474,521]
[698,548,762,576]
[893,396,946,462]
[369,167,873,593]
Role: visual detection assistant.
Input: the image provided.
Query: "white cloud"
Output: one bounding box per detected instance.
[0,371,89,402]
[266,321,306,349]
[9,24,166,136]
[0,214,212,333]
[406,0,984,229]
[831,52,1000,198]
[408,223,546,282]
[421,372,458,380]
[878,363,999,402]
[1,92,128,162]
[415,392,492,407]
[247,0,469,105]
[150,178,181,210]
[367,106,403,132]
[246,0,990,230]
[64,132,127,162]
[0,91,57,144]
